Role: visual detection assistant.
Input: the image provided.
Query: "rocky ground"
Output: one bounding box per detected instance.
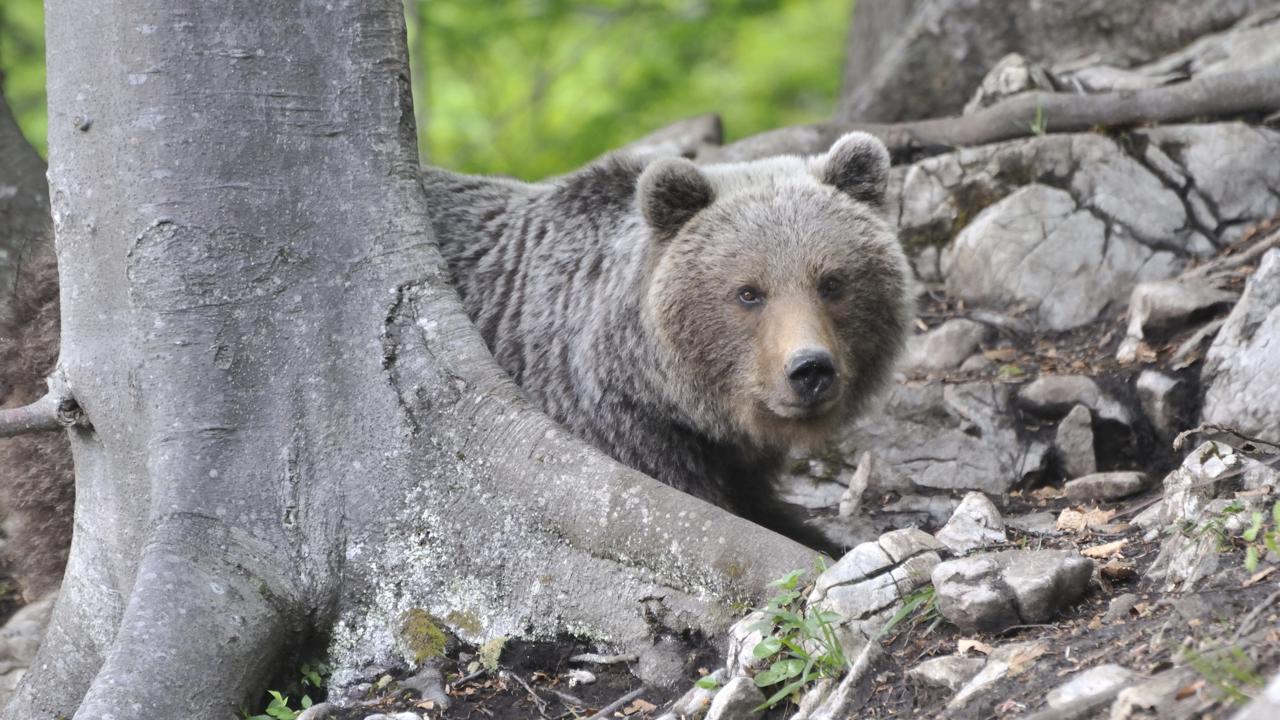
[3,6,1280,720]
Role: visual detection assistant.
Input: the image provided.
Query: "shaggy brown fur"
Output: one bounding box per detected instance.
[0,239,73,600]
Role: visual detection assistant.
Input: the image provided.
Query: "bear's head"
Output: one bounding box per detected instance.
[637,132,911,449]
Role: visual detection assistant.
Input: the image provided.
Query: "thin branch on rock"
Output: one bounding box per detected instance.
[586,685,647,720]
[701,66,1280,163]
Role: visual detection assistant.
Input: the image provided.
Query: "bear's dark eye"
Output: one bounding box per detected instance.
[737,286,765,306]
[819,276,844,300]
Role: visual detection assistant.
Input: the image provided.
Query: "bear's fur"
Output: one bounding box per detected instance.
[0,238,74,600]
[423,133,912,549]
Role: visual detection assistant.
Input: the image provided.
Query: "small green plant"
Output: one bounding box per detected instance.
[1029,101,1048,136]
[695,674,721,690]
[748,569,848,711]
[245,662,331,720]
[881,585,940,637]
[1241,500,1280,572]
[1182,644,1265,705]
[1184,501,1244,550]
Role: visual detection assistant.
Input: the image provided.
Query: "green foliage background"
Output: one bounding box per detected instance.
[2,0,851,180]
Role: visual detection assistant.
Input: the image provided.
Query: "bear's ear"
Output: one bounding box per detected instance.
[819,131,890,210]
[637,157,715,239]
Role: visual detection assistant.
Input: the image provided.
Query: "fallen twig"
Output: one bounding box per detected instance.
[569,653,637,665]
[500,670,549,718]
[701,66,1280,163]
[585,685,647,720]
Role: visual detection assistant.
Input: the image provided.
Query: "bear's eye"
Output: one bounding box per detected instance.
[737,286,765,306]
[819,276,844,300]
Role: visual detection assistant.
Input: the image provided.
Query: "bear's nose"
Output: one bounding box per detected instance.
[786,349,836,403]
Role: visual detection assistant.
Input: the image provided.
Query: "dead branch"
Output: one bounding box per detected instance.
[0,384,86,438]
[701,66,1280,163]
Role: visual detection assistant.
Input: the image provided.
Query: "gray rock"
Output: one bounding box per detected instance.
[362,714,422,720]
[776,475,847,510]
[791,677,835,718]
[1005,511,1061,537]
[963,53,1052,115]
[942,184,1180,331]
[949,640,1050,709]
[1055,405,1097,479]
[835,0,1270,123]
[1118,278,1238,363]
[840,381,1044,495]
[398,664,450,710]
[1140,124,1280,233]
[725,612,769,678]
[1108,667,1199,720]
[1047,664,1136,709]
[1135,371,1186,437]
[296,704,333,720]
[913,245,941,284]
[638,636,688,688]
[902,318,988,374]
[1103,593,1141,624]
[704,676,764,720]
[1202,249,1280,438]
[880,494,962,528]
[1065,472,1148,503]
[1235,670,1280,720]
[959,353,993,373]
[932,550,1094,633]
[935,492,1006,554]
[1018,375,1131,425]
[0,591,56,668]
[837,454,870,518]
[810,530,942,655]
[906,655,985,692]
[665,669,724,719]
[1159,441,1279,527]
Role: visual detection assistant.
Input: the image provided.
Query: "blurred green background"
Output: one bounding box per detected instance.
[1,0,851,180]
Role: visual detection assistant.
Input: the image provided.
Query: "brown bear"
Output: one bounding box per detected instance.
[423,132,912,550]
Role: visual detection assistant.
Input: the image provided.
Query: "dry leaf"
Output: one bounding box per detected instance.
[984,347,1017,362]
[1175,680,1204,700]
[1030,486,1064,501]
[1057,507,1118,532]
[1100,559,1137,581]
[1245,566,1278,587]
[1007,643,1049,675]
[1083,539,1127,559]
[622,698,657,715]
[959,638,995,655]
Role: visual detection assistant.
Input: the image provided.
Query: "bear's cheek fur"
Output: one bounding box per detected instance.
[645,265,760,440]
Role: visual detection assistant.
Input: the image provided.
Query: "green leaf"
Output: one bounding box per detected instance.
[1244,512,1264,541]
[753,668,784,687]
[772,657,806,679]
[771,570,805,590]
[1264,532,1280,557]
[695,676,720,690]
[753,637,783,658]
[1245,545,1259,573]
[755,674,818,710]
[301,695,312,710]
[1272,500,1280,527]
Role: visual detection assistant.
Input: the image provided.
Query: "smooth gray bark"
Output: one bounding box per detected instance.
[7,2,813,718]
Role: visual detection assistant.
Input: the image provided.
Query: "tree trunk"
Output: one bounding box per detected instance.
[6,2,812,718]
